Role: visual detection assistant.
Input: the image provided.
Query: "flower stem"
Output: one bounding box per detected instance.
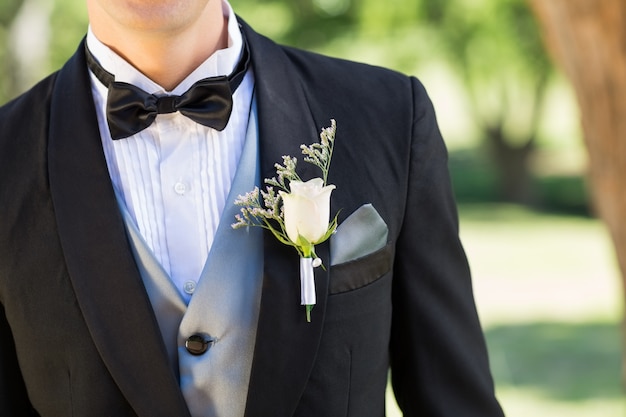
[302,244,314,258]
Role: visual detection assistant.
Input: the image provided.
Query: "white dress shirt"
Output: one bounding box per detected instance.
[87,1,254,303]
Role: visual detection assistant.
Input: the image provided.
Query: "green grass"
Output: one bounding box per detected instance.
[386,204,625,416]
[487,322,621,400]
[460,204,620,325]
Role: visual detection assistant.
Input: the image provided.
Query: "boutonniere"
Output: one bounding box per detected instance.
[232,120,339,322]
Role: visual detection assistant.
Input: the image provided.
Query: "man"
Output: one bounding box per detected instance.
[0,0,505,416]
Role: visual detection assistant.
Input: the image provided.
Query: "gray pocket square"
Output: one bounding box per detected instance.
[330,204,388,266]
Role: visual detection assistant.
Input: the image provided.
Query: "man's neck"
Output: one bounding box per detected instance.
[87,1,229,91]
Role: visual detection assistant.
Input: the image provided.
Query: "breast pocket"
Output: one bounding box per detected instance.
[310,243,394,416]
[329,243,394,294]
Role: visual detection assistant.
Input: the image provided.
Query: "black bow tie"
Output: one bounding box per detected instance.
[85,36,250,140]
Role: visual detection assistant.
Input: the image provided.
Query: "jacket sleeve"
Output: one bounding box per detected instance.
[0,303,38,416]
[389,77,505,416]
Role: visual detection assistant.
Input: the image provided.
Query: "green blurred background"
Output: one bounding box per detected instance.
[1,0,623,415]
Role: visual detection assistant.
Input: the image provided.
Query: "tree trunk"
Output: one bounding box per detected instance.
[484,123,536,205]
[529,0,626,384]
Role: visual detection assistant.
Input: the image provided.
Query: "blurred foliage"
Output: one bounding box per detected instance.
[419,0,552,137]
[0,0,86,103]
[416,0,554,204]
[48,0,87,70]
[0,0,23,101]
[0,0,22,25]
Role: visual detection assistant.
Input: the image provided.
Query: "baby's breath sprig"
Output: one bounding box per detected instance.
[232,186,296,250]
[265,155,301,192]
[301,119,336,185]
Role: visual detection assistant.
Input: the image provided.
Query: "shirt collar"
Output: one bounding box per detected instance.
[86,0,243,96]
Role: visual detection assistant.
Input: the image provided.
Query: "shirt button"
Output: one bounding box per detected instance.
[185,334,214,355]
[183,280,196,295]
[174,182,187,195]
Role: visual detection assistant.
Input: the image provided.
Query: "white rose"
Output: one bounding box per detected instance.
[280,178,336,245]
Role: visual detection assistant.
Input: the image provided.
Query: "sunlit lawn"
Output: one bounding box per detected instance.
[386,204,624,416]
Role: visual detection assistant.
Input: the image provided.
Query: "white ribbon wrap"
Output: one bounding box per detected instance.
[300,257,316,305]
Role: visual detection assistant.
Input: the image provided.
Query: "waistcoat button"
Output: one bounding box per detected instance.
[185,334,213,355]
[183,280,196,295]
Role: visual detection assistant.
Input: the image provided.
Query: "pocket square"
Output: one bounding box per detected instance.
[330,204,388,266]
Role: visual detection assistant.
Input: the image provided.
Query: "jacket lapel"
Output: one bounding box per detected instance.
[47,42,190,417]
[240,22,332,416]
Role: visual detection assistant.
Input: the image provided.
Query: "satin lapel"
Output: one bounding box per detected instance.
[47,42,190,417]
[240,22,331,416]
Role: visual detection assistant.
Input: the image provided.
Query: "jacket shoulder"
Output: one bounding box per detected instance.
[0,73,58,134]
[0,72,58,192]
[281,44,414,95]
[276,43,437,128]
[0,72,57,153]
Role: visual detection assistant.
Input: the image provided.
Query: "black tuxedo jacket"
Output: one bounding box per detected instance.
[0,21,504,417]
